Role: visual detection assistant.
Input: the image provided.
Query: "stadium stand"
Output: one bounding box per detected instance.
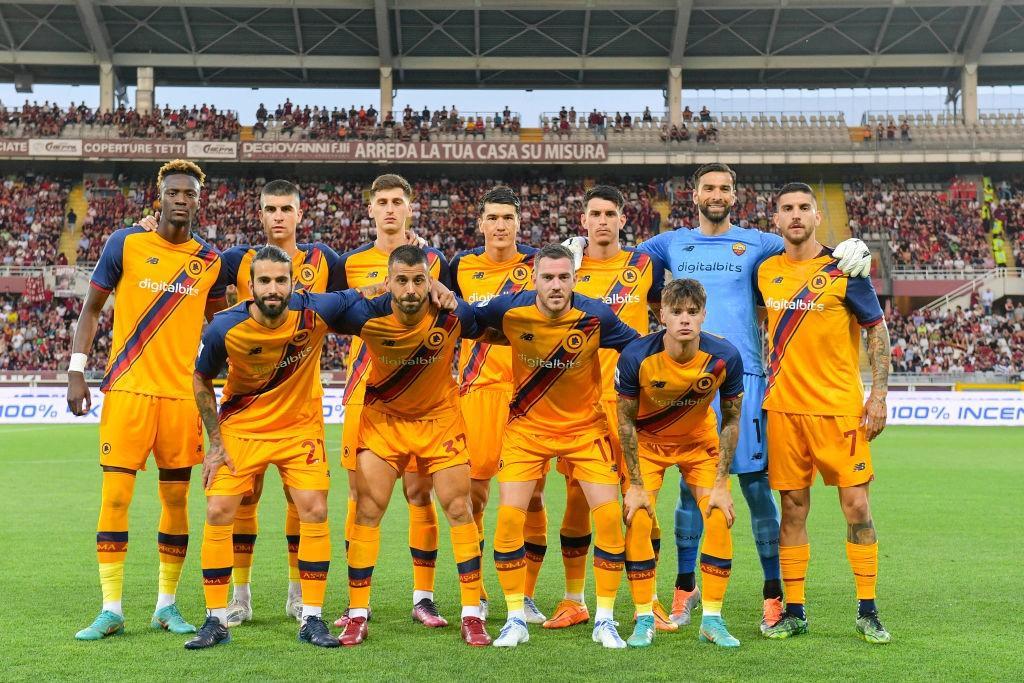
[0,175,72,266]
[0,101,240,141]
[0,293,112,373]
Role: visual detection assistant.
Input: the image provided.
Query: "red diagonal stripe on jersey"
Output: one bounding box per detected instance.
[508,313,601,421]
[636,356,723,434]
[459,259,532,394]
[602,251,650,314]
[219,312,313,422]
[342,343,370,404]
[365,311,460,406]
[102,265,198,391]
[765,262,844,398]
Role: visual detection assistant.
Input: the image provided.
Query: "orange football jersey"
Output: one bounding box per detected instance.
[335,242,450,406]
[90,226,224,398]
[615,331,744,443]
[195,290,363,436]
[575,247,664,401]
[471,291,639,437]
[450,245,536,393]
[756,248,884,417]
[219,242,345,299]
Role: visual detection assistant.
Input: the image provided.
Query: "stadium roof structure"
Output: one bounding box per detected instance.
[1,0,1023,91]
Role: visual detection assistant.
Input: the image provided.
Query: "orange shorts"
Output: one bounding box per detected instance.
[208,431,330,497]
[766,411,873,490]
[635,433,721,492]
[461,388,512,481]
[341,402,362,471]
[357,405,470,475]
[557,399,621,479]
[99,390,203,471]
[500,428,619,486]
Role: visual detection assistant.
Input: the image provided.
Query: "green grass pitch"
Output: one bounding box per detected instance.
[2,424,1021,681]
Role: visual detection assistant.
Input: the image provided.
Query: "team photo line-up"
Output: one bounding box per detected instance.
[65,158,891,652]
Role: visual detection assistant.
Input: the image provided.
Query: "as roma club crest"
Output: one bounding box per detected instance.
[732,242,747,256]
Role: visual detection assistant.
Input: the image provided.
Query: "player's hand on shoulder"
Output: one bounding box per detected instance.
[862,393,887,441]
[406,229,429,248]
[201,440,235,489]
[834,238,872,278]
[561,235,588,270]
[66,372,92,416]
[429,279,457,310]
[137,215,158,231]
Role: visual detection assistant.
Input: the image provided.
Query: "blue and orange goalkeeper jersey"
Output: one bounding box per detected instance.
[756,248,884,417]
[331,295,480,420]
[219,242,345,299]
[335,242,450,406]
[472,291,640,437]
[195,289,363,437]
[450,245,536,393]
[575,247,665,401]
[90,225,224,398]
[615,331,744,443]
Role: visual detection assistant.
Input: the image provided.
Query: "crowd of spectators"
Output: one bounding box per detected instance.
[545,105,715,139]
[888,298,1024,378]
[253,101,520,141]
[846,177,993,271]
[0,101,240,140]
[0,175,71,266]
[0,293,113,373]
[76,179,157,263]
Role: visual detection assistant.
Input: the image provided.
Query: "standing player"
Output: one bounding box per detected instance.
[214,180,345,626]
[334,246,490,648]
[334,174,453,629]
[67,160,225,640]
[449,187,541,622]
[546,185,670,632]
[755,183,891,644]
[185,246,361,650]
[625,163,873,629]
[617,279,743,648]
[472,244,640,649]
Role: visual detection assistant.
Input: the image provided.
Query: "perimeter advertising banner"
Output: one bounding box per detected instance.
[1,138,237,160]
[2,388,1021,426]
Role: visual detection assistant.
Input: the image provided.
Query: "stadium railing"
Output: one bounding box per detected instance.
[889,267,1022,280]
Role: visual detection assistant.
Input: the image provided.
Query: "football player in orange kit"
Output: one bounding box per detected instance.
[68,159,225,641]
[756,183,892,645]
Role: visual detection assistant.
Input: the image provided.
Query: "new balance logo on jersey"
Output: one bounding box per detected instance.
[683,245,696,252]
[138,278,199,296]
[145,257,160,265]
[367,271,379,279]
[651,380,667,388]
[382,339,397,347]
[472,271,485,279]
[579,275,591,283]
[773,276,784,284]
[519,333,535,341]
[853,462,866,472]
[247,346,263,355]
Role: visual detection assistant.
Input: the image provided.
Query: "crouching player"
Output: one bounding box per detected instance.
[617,279,744,648]
[185,245,367,649]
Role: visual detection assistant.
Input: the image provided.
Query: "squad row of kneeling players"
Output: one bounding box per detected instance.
[66,161,893,652]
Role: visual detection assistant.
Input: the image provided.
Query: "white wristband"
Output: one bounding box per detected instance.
[69,353,88,374]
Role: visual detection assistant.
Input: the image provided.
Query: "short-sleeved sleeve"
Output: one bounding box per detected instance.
[311,290,372,334]
[636,231,672,264]
[449,253,464,298]
[646,253,666,304]
[720,345,745,399]
[595,301,642,351]
[454,298,482,339]
[215,245,248,291]
[333,248,356,290]
[427,248,452,288]
[195,321,229,379]
[318,243,347,292]
[471,291,524,331]
[614,340,644,398]
[90,229,131,292]
[844,275,884,327]
[757,231,785,262]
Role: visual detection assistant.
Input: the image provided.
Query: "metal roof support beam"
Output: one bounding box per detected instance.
[0,6,16,52]
[964,0,1003,65]
[577,8,590,82]
[9,50,1024,71]
[178,7,205,82]
[759,7,780,82]
[293,5,307,81]
[669,0,692,65]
